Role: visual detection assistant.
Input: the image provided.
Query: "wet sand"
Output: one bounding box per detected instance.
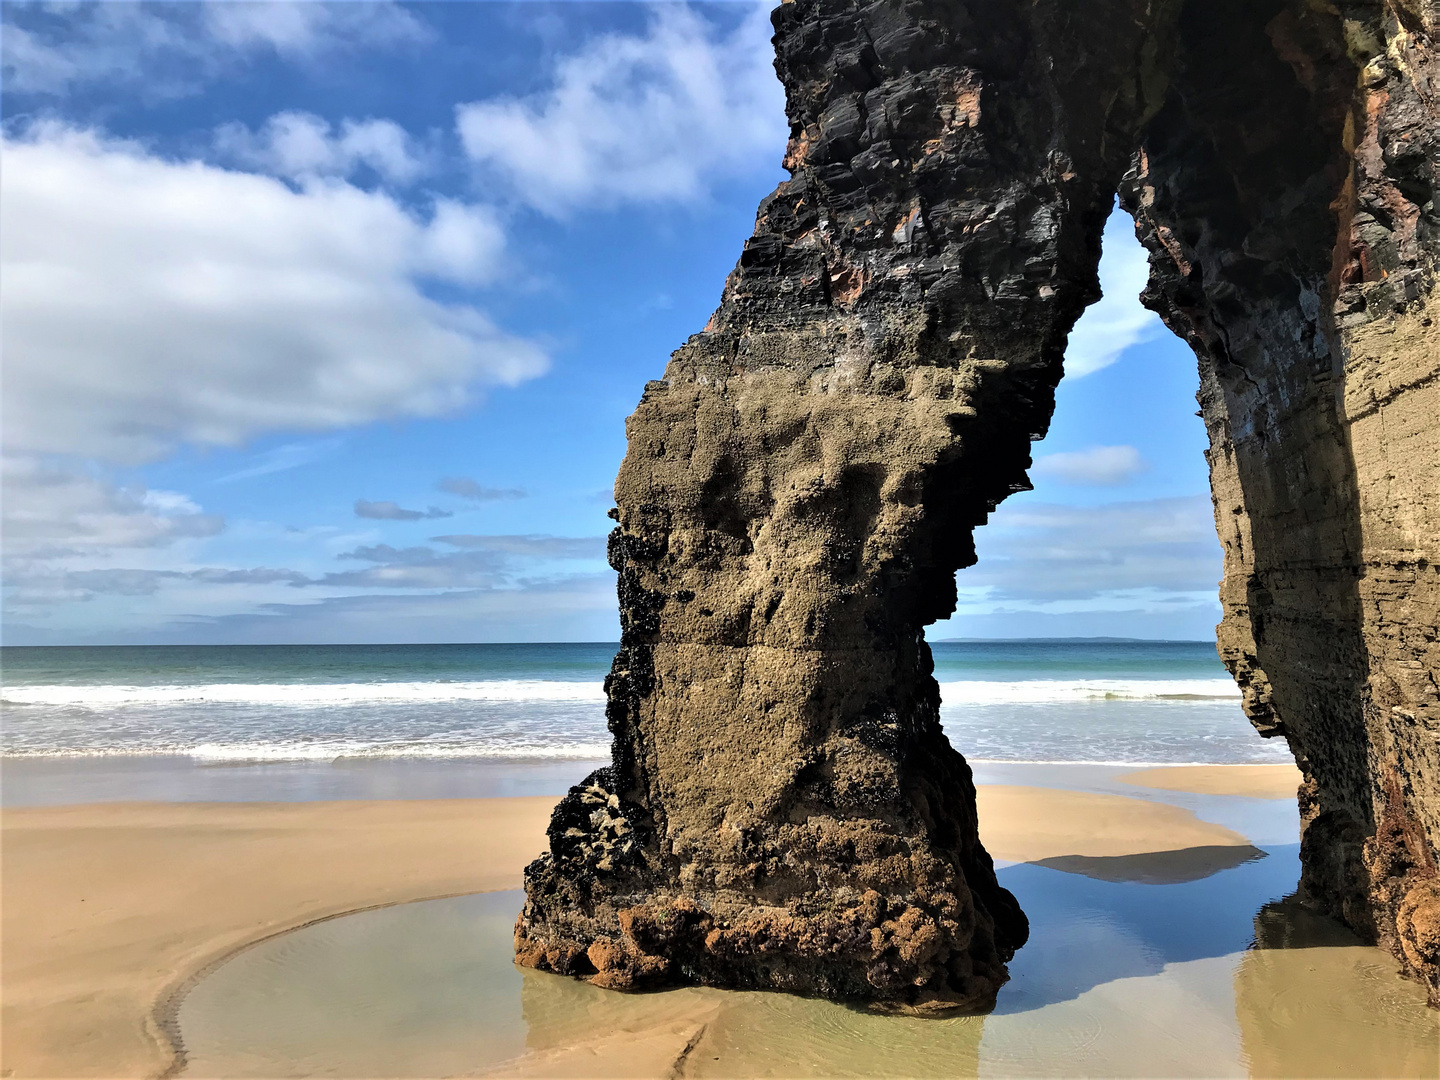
[1,798,553,1079]
[0,754,606,807]
[6,768,1434,1078]
[1117,763,1303,800]
[180,880,1440,1079]
[975,785,1254,861]
[1,781,1255,1078]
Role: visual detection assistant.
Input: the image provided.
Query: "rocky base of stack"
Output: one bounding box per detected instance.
[516,766,1026,1013]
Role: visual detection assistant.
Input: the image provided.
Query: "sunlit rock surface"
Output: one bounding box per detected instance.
[517,0,1439,1007]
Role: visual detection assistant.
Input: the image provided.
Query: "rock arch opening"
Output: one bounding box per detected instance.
[516,0,1439,1009]
[936,200,1219,647]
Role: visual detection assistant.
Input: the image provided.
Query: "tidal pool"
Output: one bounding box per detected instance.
[180,783,1440,1077]
[177,834,1439,1078]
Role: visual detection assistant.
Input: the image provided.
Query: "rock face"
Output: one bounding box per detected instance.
[517,0,1440,1007]
[1119,0,1440,1002]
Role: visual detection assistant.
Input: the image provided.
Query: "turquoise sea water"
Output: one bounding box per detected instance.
[0,640,1290,766]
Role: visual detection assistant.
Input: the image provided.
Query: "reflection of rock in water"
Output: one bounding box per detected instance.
[514,966,983,1079]
[1034,845,1267,885]
[1236,895,1440,1078]
[686,990,982,1080]
[1252,894,1366,951]
[513,967,722,1078]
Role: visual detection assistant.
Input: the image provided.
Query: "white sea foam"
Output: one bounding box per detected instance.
[1,645,1268,766]
[1,740,615,761]
[937,679,1240,705]
[187,740,614,762]
[0,677,1241,709]
[0,675,1251,763]
[0,679,608,708]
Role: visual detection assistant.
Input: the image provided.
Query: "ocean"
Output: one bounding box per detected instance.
[0,640,1291,767]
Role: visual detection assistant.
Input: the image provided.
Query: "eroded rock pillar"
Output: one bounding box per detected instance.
[516,0,1168,1011]
[1121,0,1440,1002]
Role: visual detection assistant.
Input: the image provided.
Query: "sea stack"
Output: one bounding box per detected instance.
[516,0,1440,1008]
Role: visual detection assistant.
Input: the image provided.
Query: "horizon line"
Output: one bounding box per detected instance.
[0,636,1220,649]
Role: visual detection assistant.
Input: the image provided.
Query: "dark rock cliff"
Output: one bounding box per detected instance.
[517,0,1440,1008]
[1121,0,1440,1002]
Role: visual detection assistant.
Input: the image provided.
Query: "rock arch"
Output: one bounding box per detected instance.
[516,0,1440,1009]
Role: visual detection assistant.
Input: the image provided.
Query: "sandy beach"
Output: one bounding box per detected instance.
[2,764,1431,1079]
[2,798,553,1079]
[1117,763,1303,800]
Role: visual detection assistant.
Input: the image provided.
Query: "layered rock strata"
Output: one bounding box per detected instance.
[517,0,1440,1006]
[1120,0,1439,1001]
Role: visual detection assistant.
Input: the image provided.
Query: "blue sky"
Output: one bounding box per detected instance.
[0,1,1220,645]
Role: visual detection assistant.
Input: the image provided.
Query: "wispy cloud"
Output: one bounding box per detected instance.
[436,476,527,501]
[56,565,311,598]
[2,1,431,98]
[143,576,620,645]
[320,534,608,588]
[212,439,344,485]
[1031,445,1148,487]
[1063,208,1164,377]
[430,534,604,558]
[215,111,432,187]
[354,500,453,521]
[4,532,610,607]
[961,496,1220,604]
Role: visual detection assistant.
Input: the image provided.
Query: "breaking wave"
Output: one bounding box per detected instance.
[1,680,606,708]
[1,677,1237,710]
[937,679,1240,705]
[1,675,1257,764]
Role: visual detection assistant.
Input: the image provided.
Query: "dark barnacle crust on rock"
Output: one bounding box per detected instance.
[517,0,1440,1008]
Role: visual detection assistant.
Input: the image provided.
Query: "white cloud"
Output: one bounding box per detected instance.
[455,2,786,214]
[353,500,452,522]
[961,496,1221,603]
[437,477,527,501]
[0,124,543,464]
[417,200,508,285]
[212,438,344,484]
[0,455,235,620]
[1064,207,1164,377]
[214,111,430,187]
[201,0,428,55]
[147,576,621,645]
[2,1,430,97]
[1031,445,1148,486]
[1,458,223,563]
